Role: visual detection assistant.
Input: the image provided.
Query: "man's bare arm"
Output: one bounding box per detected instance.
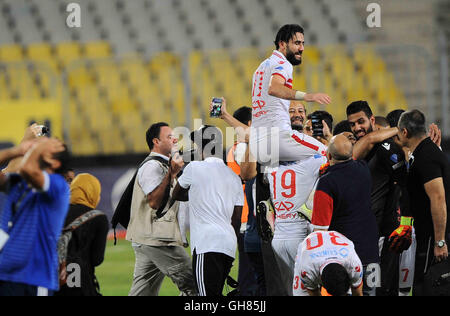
[424,178,447,242]
[172,182,189,202]
[147,154,184,209]
[19,138,64,190]
[268,75,331,104]
[240,144,257,181]
[353,127,398,160]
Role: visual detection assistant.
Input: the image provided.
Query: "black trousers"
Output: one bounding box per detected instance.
[246,251,267,296]
[0,281,52,296]
[192,249,234,296]
[377,237,400,296]
[237,233,259,296]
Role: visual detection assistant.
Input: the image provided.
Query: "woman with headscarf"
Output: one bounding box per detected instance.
[55,173,109,296]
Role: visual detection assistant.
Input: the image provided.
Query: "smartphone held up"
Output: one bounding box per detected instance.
[209,98,223,118]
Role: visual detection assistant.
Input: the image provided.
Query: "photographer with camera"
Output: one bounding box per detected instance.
[305,110,333,146]
[125,122,196,296]
[0,136,71,296]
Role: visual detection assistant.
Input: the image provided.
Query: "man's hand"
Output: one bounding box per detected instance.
[169,152,184,178]
[434,243,448,263]
[209,97,229,120]
[388,217,413,253]
[21,123,42,142]
[304,93,332,105]
[428,123,442,148]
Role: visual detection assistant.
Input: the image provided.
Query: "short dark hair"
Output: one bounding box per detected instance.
[233,106,252,126]
[274,24,304,50]
[333,120,352,135]
[321,263,351,296]
[53,144,71,175]
[398,109,427,138]
[308,110,333,132]
[146,122,169,150]
[375,116,389,127]
[346,100,373,119]
[190,125,223,157]
[386,109,405,128]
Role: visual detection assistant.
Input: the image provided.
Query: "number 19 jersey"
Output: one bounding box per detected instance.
[267,153,327,240]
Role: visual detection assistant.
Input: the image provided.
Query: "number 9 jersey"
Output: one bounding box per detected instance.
[293,231,363,296]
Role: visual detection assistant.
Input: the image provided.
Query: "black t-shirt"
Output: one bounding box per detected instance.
[365,138,407,235]
[407,137,450,243]
[314,160,380,265]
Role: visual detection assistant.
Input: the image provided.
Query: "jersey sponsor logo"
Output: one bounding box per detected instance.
[252,100,266,110]
[381,143,391,151]
[274,201,294,212]
[275,66,284,70]
[390,154,398,163]
[253,110,267,118]
[339,247,349,258]
[278,61,285,64]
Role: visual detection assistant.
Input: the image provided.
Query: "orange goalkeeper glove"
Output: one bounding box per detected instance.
[388,216,413,254]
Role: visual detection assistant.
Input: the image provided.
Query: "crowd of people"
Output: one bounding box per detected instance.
[0,24,448,297]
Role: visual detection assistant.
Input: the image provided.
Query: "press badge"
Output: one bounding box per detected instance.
[0,229,9,252]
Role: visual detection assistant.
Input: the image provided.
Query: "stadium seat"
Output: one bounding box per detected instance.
[0,44,23,62]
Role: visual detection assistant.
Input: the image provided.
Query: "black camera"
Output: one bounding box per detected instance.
[310,113,324,137]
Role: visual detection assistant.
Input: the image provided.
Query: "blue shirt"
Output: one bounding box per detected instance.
[0,172,70,291]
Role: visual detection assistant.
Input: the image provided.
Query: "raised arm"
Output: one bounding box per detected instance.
[211,97,250,143]
[19,138,65,190]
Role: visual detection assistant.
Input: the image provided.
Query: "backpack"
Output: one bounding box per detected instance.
[58,210,105,287]
[110,155,170,244]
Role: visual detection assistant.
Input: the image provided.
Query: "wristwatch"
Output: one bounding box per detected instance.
[436,240,446,248]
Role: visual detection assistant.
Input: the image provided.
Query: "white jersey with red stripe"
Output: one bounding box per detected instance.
[293,231,363,296]
[267,154,327,240]
[251,50,293,132]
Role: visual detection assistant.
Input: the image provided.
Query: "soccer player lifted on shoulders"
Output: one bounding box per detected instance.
[250,24,331,167]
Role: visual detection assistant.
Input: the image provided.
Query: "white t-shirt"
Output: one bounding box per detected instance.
[267,152,327,240]
[251,50,294,132]
[177,157,245,258]
[293,231,363,295]
[137,152,170,195]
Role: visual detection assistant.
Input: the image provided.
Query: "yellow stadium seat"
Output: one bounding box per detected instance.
[0,44,23,62]
[55,42,82,68]
[83,41,111,59]
[26,43,58,72]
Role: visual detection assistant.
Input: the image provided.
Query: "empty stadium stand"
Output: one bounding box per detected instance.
[1,0,441,156]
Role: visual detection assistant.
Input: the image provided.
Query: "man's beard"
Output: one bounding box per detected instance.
[354,125,373,140]
[286,49,302,66]
[291,124,303,132]
[291,117,304,131]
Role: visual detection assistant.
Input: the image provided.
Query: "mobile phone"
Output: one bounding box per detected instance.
[36,125,49,137]
[310,113,324,137]
[210,98,223,118]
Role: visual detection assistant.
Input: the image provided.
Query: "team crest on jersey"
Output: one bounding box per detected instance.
[279,61,285,64]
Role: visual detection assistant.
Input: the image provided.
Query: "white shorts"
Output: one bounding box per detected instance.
[249,127,327,167]
[399,229,416,289]
[272,237,306,296]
